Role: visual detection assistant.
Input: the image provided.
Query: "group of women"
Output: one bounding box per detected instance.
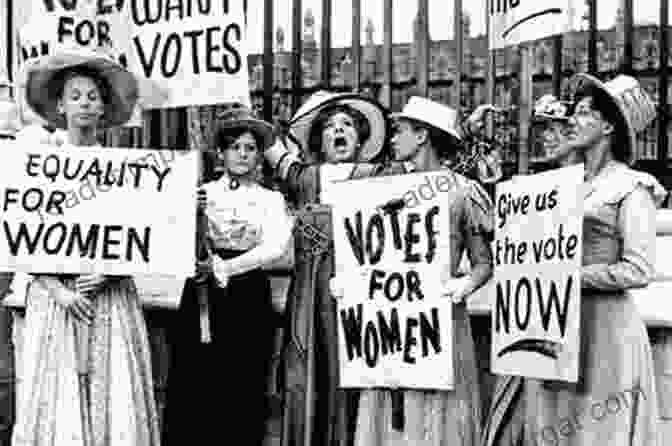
[2,40,669,446]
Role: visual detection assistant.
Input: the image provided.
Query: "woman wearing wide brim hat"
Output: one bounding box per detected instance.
[165,102,293,445]
[511,73,666,446]
[11,45,163,446]
[528,94,583,170]
[263,90,403,446]
[283,90,388,164]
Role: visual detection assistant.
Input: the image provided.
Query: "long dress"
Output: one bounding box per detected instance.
[266,150,403,446]
[164,174,292,446]
[11,275,161,446]
[482,163,667,446]
[353,169,492,446]
[10,142,161,446]
[521,160,661,446]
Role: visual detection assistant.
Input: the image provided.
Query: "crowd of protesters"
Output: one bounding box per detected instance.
[0,41,669,446]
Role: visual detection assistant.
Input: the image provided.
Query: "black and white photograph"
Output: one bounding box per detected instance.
[0,0,671,445]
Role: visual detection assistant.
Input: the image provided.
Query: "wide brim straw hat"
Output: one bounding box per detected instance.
[22,46,140,130]
[289,91,388,162]
[216,103,276,151]
[390,96,462,147]
[569,73,657,165]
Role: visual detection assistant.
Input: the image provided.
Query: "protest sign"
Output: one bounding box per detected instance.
[127,0,251,108]
[326,172,453,390]
[491,164,583,382]
[15,0,251,112]
[0,140,198,279]
[488,0,574,50]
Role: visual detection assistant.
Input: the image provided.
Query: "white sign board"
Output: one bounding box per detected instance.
[491,164,583,382]
[488,0,574,50]
[327,172,453,390]
[0,141,198,277]
[127,0,251,108]
[16,0,251,111]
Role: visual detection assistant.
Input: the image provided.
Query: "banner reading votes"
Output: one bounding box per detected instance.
[491,164,583,382]
[327,172,453,390]
[17,0,251,110]
[0,141,198,277]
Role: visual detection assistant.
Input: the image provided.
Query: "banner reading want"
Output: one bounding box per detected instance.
[327,172,453,390]
[128,0,251,108]
[17,0,251,111]
[491,164,583,382]
[0,141,198,277]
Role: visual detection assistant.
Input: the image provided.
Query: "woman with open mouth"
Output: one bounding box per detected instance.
[263,90,399,446]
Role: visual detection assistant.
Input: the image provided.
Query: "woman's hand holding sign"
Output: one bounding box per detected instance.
[50,283,94,323]
[441,276,473,304]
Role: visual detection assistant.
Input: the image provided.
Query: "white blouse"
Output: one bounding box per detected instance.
[202,174,293,277]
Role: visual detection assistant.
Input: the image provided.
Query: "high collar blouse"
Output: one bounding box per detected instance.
[201,174,293,272]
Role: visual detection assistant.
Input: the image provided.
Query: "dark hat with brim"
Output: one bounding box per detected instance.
[217,103,276,150]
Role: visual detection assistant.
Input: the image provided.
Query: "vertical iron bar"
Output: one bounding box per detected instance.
[382,0,393,108]
[416,0,429,97]
[623,0,634,74]
[588,0,598,74]
[321,0,332,88]
[658,0,669,162]
[455,0,463,118]
[352,0,361,92]
[552,35,563,96]
[264,0,274,122]
[292,0,303,112]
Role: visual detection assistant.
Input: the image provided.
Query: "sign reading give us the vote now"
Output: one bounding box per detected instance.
[488,0,575,50]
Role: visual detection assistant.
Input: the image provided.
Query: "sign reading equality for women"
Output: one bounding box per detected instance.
[326,172,453,390]
[491,164,583,382]
[17,0,251,109]
[488,0,575,50]
[0,141,198,278]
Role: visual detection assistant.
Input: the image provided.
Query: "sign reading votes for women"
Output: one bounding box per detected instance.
[488,0,574,49]
[326,172,453,390]
[491,164,583,382]
[0,141,198,277]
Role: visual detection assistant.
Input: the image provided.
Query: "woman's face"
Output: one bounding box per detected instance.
[321,111,360,163]
[57,75,104,130]
[567,96,611,150]
[218,131,260,177]
[541,121,571,157]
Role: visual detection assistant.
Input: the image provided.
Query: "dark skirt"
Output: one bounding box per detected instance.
[165,251,275,445]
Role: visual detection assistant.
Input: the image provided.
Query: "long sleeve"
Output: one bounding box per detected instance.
[264,139,320,205]
[219,191,293,277]
[3,272,33,307]
[582,185,656,291]
[458,179,495,297]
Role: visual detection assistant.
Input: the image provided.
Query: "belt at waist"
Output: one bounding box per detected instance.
[213,249,248,261]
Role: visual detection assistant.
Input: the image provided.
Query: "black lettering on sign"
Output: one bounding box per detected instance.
[221,22,242,74]
[364,321,380,367]
[489,0,520,15]
[130,0,214,26]
[340,304,364,361]
[340,305,442,368]
[42,0,77,13]
[57,16,114,48]
[495,276,573,337]
[3,222,151,262]
[131,0,162,26]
